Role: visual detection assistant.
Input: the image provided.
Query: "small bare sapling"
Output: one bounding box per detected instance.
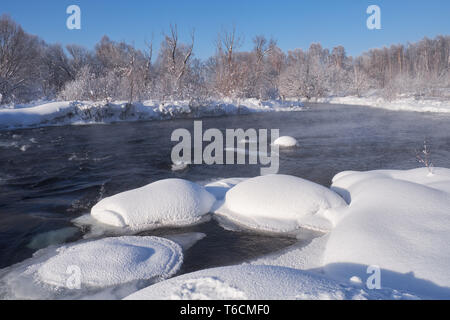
[416,140,434,175]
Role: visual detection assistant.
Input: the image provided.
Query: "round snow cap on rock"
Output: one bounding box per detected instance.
[215,175,346,233]
[91,179,216,230]
[37,236,183,288]
[273,136,298,148]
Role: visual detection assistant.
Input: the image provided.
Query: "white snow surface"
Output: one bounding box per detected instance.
[0,99,304,130]
[124,264,417,300]
[324,167,450,299]
[317,95,450,113]
[214,175,347,234]
[273,136,298,147]
[91,179,216,231]
[204,177,249,200]
[0,236,183,299]
[37,236,182,287]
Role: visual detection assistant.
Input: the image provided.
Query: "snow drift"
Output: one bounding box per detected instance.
[324,168,450,299]
[124,264,416,300]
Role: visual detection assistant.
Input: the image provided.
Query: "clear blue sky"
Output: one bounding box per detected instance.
[1,0,449,60]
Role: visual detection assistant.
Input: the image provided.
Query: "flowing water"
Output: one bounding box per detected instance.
[1,103,450,272]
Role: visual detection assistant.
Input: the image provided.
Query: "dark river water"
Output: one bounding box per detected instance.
[1,103,450,272]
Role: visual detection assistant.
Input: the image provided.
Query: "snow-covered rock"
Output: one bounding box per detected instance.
[91,179,216,231]
[324,168,450,299]
[38,236,182,288]
[124,264,417,300]
[0,236,183,299]
[214,175,347,233]
[273,136,298,148]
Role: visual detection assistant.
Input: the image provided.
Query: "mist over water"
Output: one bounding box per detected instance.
[1,103,450,270]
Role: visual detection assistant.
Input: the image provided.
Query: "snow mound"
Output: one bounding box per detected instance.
[325,168,450,299]
[273,136,298,147]
[37,236,182,288]
[91,179,216,231]
[214,175,347,233]
[0,236,182,299]
[124,264,416,300]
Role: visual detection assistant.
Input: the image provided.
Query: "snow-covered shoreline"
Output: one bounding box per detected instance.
[315,95,450,113]
[0,99,305,131]
[2,94,450,131]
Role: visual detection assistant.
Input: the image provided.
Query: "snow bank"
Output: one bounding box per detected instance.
[91,179,216,231]
[124,264,416,300]
[214,175,347,234]
[0,99,304,130]
[324,168,450,299]
[318,95,450,113]
[273,136,298,148]
[0,236,182,299]
[0,102,73,129]
[250,234,330,271]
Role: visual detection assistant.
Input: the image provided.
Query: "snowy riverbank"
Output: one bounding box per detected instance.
[1,168,449,300]
[0,99,304,130]
[315,95,450,113]
[2,94,450,131]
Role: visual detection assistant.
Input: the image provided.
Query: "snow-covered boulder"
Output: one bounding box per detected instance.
[214,175,347,233]
[37,236,182,288]
[273,136,298,148]
[124,264,415,300]
[0,236,183,299]
[324,168,450,299]
[91,179,216,231]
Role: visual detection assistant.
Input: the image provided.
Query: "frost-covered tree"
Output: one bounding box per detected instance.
[154,25,195,100]
[0,15,43,103]
[1,15,450,105]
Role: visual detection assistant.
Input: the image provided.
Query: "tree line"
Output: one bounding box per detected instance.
[1,14,449,105]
